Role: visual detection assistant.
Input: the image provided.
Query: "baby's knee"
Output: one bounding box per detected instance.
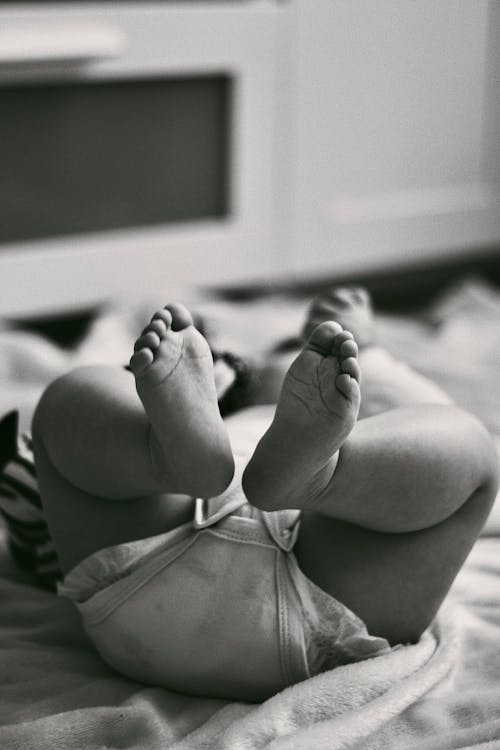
[432,405,497,483]
[32,375,65,439]
[445,408,499,536]
[457,408,498,493]
[32,368,89,440]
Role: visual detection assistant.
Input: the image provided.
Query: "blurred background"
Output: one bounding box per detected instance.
[0,0,499,319]
[1,0,500,429]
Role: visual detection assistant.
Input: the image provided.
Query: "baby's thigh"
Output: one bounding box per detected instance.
[295,485,493,645]
[34,435,194,575]
[358,347,452,418]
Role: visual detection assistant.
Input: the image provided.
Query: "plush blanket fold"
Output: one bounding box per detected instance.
[0,551,458,750]
[2,545,500,750]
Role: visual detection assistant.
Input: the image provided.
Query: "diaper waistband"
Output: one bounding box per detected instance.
[192,454,301,552]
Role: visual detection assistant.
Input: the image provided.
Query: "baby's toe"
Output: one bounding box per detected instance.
[308,320,344,352]
[152,308,173,328]
[341,356,361,382]
[144,319,168,340]
[134,330,161,352]
[336,372,360,400]
[339,339,358,359]
[333,330,355,355]
[129,348,154,375]
[334,328,354,342]
[165,302,194,331]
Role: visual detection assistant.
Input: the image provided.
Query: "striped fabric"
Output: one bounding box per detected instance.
[0,411,61,591]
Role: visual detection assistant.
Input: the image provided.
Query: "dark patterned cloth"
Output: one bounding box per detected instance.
[0,411,61,591]
[212,349,256,417]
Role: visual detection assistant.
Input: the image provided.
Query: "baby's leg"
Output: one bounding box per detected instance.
[243,320,496,528]
[304,286,452,417]
[295,485,496,644]
[33,303,234,571]
[242,323,498,643]
[33,303,233,500]
[253,286,451,413]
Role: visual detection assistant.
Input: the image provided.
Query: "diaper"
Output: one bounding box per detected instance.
[59,461,390,702]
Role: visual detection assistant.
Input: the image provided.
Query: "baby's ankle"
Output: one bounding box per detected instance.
[243,422,339,513]
[148,426,234,498]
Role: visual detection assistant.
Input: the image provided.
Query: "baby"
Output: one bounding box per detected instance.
[30,287,498,701]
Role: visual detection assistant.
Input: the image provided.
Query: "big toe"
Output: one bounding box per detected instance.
[165,302,194,331]
[307,320,344,353]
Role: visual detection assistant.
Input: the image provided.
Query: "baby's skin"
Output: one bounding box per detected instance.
[242,321,361,510]
[129,302,234,498]
[129,301,361,510]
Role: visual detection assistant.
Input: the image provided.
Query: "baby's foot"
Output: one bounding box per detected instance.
[302,286,375,348]
[242,321,360,511]
[129,303,234,498]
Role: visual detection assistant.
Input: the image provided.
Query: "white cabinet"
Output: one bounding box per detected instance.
[282,0,500,279]
[0,1,284,316]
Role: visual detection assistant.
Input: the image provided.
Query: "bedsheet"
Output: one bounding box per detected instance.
[1,277,500,749]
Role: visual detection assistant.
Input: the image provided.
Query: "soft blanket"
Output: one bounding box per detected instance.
[1,277,500,749]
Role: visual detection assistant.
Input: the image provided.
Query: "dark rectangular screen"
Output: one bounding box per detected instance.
[0,75,231,244]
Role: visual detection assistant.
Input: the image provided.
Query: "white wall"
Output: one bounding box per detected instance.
[482,0,500,190]
[283,0,500,278]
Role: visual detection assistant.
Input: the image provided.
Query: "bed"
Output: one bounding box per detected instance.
[2,276,500,749]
